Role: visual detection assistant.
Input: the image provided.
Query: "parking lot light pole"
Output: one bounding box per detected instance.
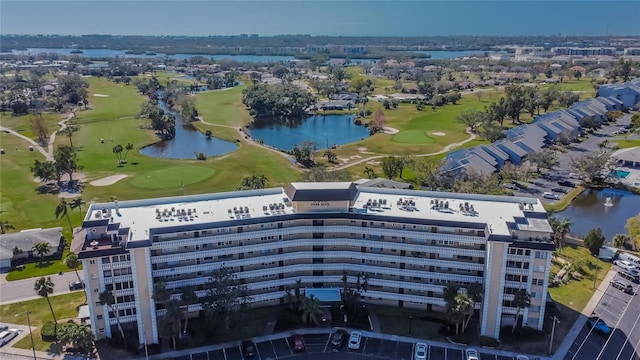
[548,315,560,356]
[409,316,413,335]
[15,311,36,360]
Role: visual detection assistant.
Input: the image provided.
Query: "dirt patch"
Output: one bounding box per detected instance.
[90,174,128,186]
[350,155,362,159]
[431,132,446,136]
[93,94,110,97]
[366,161,381,165]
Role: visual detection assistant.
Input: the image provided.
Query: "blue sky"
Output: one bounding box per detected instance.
[1,1,639,36]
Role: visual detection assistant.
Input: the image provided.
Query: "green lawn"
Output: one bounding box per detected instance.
[0,112,64,142]
[195,84,252,128]
[376,306,443,339]
[548,246,611,312]
[0,292,86,326]
[5,248,81,281]
[612,139,640,149]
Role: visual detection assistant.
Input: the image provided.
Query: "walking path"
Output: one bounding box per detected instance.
[0,111,75,161]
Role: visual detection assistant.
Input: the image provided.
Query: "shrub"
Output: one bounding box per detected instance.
[479,336,499,347]
[41,321,57,341]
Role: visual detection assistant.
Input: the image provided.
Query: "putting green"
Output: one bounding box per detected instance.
[392,130,435,144]
[130,166,216,189]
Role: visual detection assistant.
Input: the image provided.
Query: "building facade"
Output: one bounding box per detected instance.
[73,182,554,344]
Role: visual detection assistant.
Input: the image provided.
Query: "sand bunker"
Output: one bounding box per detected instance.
[90,174,128,186]
[431,132,446,136]
[93,94,110,97]
[382,127,400,135]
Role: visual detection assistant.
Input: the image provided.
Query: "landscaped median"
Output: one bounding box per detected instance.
[0,291,85,351]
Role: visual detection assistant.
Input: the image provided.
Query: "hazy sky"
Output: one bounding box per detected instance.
[1,1,639,37]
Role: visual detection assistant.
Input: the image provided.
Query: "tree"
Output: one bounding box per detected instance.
[412,157,443,190]
[573,70,582,81]
[363,167,376,179]
[630,113,640,134]
[12,245,23,257]
[112,144,123,164]
[180,286,198,333]
[381,156,400,179]
[504,85,526,123]
[53,145,82,183]
[31,115,49,146]
[35,277,57,329]
[511,289,531,332]
[55,199,74,234]
[99,290,125,340]
[324,149,338,164]
[455,292,474,332]
[203,266,251,331]
[31,160,59,184]
[59,125,79,148]
[570,151,611,184]
[456,109,484,133]
[291,141,317,166]
[123,143,134,162]
[57,321,94,354]
[486,98,507,126]
[237,175,268,190]
[32,242,51,260]
[584,228,606,255]
[443,284,459,309]
[0,220,15,234]
[625,214,640,251]
[612,234,629,249]
[159,299,183,349]
[300,295,322,325]
[528,149,559,174]
[445,303,465,335]
[371,108,386,133]
[64,253,86,303]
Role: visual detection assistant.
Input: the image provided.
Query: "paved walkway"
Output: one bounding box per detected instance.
[551,267,617,360]
[0,111,75,161]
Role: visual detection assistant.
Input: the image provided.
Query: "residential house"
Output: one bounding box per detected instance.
[0,227,64,269]
[597,82,640,108]
[494,140,529,165]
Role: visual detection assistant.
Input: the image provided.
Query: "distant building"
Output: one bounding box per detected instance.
[551,47,617,56]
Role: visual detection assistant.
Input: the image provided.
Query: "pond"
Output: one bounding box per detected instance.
[140,95,237,159]
[556,188,640,240]
[247,114,369,151]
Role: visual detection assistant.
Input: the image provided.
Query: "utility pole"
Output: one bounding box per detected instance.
[549,316,560,355]
[15,311,36,360]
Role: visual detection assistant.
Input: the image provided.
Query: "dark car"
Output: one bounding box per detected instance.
[291,334,305,352]
[68,281,85,291]
[558,180,575,187]
[551,187,568,194]
[587,316,612,337]
[330,329,348,348]
[241,340,256,358]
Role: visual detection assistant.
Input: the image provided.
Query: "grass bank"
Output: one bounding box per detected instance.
[544,185,586,213]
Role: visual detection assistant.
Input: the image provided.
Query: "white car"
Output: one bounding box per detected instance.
[348,331,362,350]
[414,342,428,360]
[0,329,19,347]
[516,356,530,360]
[465,348,480,360]
[614,260,638,272]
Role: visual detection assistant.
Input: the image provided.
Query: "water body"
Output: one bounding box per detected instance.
[556,188,640,240]
[140,94,237,159]
[3,48,484,62]
[247,114,369,151]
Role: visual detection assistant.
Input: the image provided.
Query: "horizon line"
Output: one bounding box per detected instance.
[3,33,640,38]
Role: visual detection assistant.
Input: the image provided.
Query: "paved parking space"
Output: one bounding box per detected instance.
[224,345,242,360]
[207,349,225,360]
[362,337,382,357]
[430,345,446,360]
[395,341,414,360]
[378,338,398,358]
[257,340,277,360]
[272,338,293,358]
[301,333,330,352]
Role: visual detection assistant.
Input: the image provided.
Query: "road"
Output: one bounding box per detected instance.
[564,265,640,360]
[0,271,84,305]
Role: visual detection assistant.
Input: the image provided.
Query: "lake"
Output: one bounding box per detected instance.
[247,114,369,151]
[411,50,488,59]
[140,94,237,159]
[556,188,640,241]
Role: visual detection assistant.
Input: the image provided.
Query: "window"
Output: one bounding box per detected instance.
[94,288,99,293]
[99,328,105,334]
[102,257,111,264]
[89,260,96,265]
[97,315,103,320]
[535,251,548,259]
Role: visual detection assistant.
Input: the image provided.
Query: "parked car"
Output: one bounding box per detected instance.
[414,342,428,360]
[502,183,519,190]
[241,340,256,358]
[0,329,18,347]
[543,192,560,200]
[291,334,305,352]
[465,348,480,360]
[587,316,612,337]
[569,173,581,179]
[619,270,640,283]
[0,324,8,332]
[551,187,568,194]
[611,280,634,294]
[348,331,362,350]
[516,356,530,360]
[614,260,638,272]
[558,180,576,187]
[330,329,348,348]
[69,281,85,291]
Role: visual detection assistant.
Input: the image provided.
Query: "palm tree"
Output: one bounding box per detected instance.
[32,242,51,261]
[64,252,86,303]
[180,286,198,334]
[12,245,23,257]
[123,143,134,163]
[34,277,57,330]
[455,293,475,332]
[301,295,322,325]
[613,234,629,248]
[55,199,74,234]
[445,305,465,335]
[70,198,86,215]
[363,167,375,179]
[99,290,125,340]
[161,299,183,349]
[512,289,531,333]
[112,144,123,164]
[0,220,15,234]
[556,218,572,248]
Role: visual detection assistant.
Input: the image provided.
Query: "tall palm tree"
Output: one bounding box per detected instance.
[99,290,125,340]
[34,277,57,330]
[70,198,86,215]
[55,199,73,234]
[112,144,123,164]
[557,218,572,248]
[123,143,134,162]
[301,295,322,325]
[161,299,183,349]
[0,220,15,234]
[32,242,51,261]
[64,252,86,303]
[445,305,465,335]
[512,289,531,333]
[180,286,198,334]
[455,293,475,332]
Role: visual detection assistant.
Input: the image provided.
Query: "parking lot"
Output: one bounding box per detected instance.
[564,267,640,360]
[169,332,532,360]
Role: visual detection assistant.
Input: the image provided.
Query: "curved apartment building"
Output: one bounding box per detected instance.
[72,182,554,345]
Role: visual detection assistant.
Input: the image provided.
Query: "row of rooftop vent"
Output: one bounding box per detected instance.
[156,207,197,217]
[518,203,535,211]
[263,203,286,212]
[364,198,389,208]
[93,208,113,219]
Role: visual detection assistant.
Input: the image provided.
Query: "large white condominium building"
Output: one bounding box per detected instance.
[73,182,554,345]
